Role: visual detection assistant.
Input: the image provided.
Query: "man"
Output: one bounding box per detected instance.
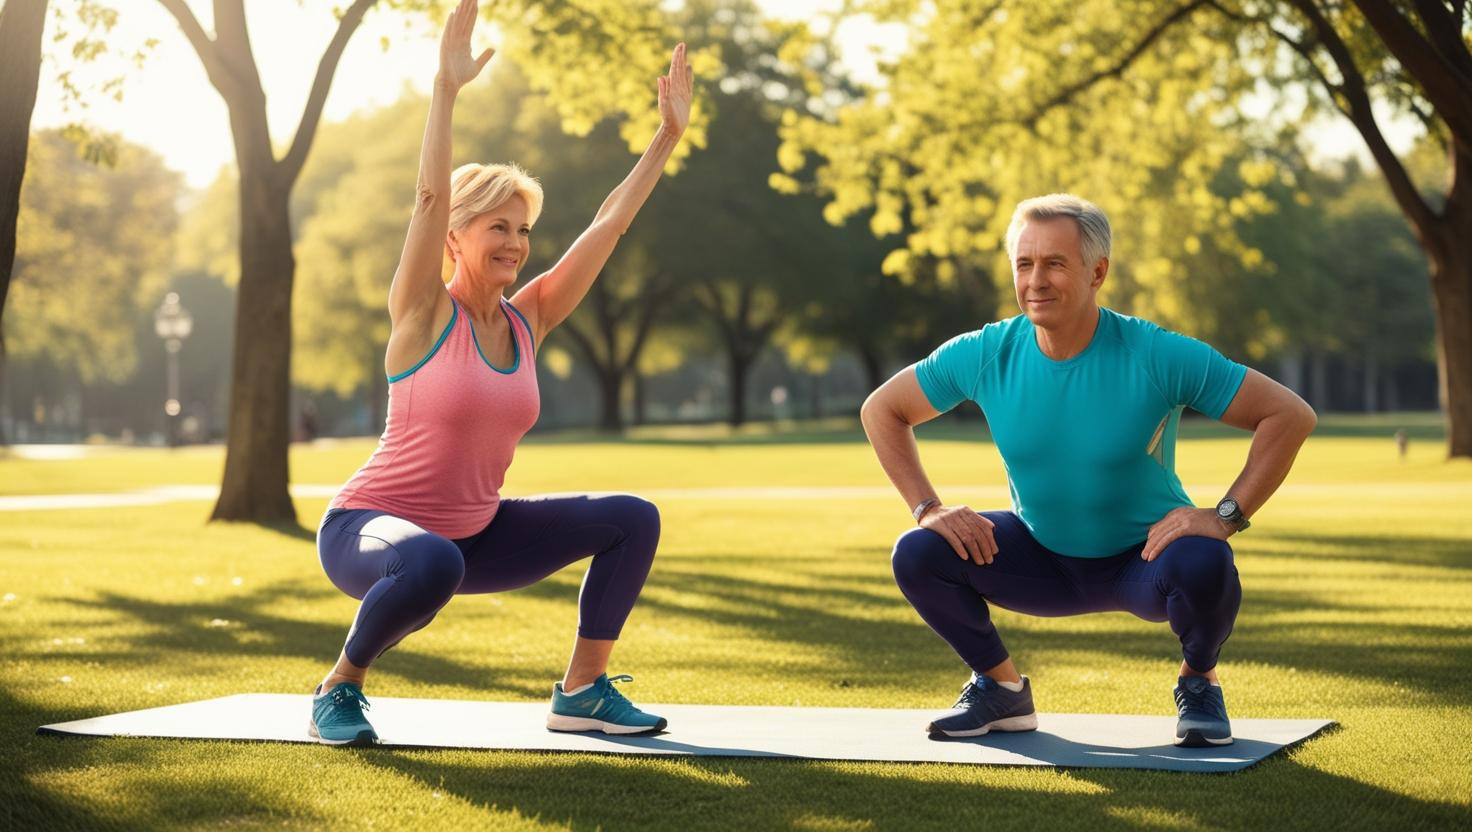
[860,194,1315,746]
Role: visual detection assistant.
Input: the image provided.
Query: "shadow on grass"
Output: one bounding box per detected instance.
[1263,531,1472,571]
[43,581,544,699]
[1,686,330,831]
[357,743,1466,830]
[512,542,1470,707]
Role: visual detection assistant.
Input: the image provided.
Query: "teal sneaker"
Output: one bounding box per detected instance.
[546,673,667,734]
[309,682,378,746]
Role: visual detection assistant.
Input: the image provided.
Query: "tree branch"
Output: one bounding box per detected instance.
[559,314,612,374]
[619,284,664,375]
[1022,0,1211,126]
[1352,0,1472,139]
[155,0,232,95]
[1410,0,1472,79]
[282,0,379,181]
[1206,1,1344,113]
[1291,0,1439,236]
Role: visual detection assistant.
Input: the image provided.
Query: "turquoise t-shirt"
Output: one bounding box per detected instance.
[915,308,1247,557]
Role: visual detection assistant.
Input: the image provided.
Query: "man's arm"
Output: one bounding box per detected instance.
[861,366,1000,565]
[1141,368,1317,560]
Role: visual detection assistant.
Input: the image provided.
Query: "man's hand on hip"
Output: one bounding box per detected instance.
[920,505,999,565]
[1141,506,1231,561]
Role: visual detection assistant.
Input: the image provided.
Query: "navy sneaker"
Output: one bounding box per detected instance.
[927,674,1038,737]
[1174,676,1233,747]
[309,682,378,746]
[547,673,667,734]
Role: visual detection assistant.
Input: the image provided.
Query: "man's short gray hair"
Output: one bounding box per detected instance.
[1004,193,1112,269]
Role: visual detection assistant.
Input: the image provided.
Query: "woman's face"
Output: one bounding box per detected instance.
[448,194,531,286]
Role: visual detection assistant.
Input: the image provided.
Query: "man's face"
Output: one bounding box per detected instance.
[1011,217,1107,329]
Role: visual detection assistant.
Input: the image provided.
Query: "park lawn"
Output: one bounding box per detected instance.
[2,419,1470,830]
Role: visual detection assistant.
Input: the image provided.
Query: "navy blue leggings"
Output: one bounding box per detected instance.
[318,494,660,667]
[891,511,1241,674]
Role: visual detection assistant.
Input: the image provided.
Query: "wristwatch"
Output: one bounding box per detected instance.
[1215,497,1250,532]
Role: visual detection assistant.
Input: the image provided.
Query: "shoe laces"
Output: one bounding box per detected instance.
[324,686,371,721]
[1175,680,1222,719]
[953,675,998,709]
[597,674,638,715]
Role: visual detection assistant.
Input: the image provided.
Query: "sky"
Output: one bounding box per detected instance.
[30,1,1413,191]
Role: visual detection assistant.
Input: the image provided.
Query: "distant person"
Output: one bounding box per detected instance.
[861,194,1316,746]
[311,0,693,745]
[297,400,320,443]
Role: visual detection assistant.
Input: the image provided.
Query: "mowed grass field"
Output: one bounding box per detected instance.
[2,414,1470,830]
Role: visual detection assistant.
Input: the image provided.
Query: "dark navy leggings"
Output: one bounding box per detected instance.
[891,511,1241,674]
[318,494,660,668]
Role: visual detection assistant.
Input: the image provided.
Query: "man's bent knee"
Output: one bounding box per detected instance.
[1159,537,1237,594]
[891,527,954,587]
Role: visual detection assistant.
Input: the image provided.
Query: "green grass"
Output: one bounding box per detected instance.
[3,416,1471,830]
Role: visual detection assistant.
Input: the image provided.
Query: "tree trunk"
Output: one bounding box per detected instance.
[1428,218,1472,457]
[0,0,49,447]
[1362,352,1379,413]
[632,371,647,426]
[857,343,884,395]
[211,174,296,523]
[727,348,749,427]
[596,364,624,432]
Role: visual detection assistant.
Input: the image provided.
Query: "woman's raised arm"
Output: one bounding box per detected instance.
[387,0,494,327]
[511,42,693,343]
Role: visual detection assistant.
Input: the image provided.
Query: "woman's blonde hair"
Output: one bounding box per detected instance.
[449,162,544,230]
[444,162,544,279]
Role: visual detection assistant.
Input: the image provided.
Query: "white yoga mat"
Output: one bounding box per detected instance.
[38,694,1333,773]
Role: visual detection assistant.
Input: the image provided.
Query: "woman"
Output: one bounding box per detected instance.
[311,0,692,746]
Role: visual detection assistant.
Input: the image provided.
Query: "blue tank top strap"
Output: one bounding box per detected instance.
[503,299,536,357]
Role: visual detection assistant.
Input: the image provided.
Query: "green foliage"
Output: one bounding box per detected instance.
[291,89,450,397]
[175,171,239,285]
[779,0,1300,335]
[9,130,179,384]
[491,0,716,170]
[1179,141,1433,364]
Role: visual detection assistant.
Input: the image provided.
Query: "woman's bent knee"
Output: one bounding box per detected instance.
[625,494,662,531]
[406,538,466,596]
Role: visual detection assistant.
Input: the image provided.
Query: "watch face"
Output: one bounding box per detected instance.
[1218,500,1238,518]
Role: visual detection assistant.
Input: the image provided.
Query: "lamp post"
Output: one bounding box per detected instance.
[153,292,193,445]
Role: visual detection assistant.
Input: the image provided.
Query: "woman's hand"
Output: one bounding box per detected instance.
[437,0,494,91]
[657,42,693,138]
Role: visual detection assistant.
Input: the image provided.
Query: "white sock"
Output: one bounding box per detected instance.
[996,678,1024,693]
[562,681,594,696]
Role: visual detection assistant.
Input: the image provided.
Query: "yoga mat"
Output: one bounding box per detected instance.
[38,694,1333,773]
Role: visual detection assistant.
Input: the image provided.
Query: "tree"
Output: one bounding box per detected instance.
[7,130,179,391]
[644,1,884,426]
[0,0,50,444]
[783,0,1472,456]
[291,92,447,433]
[513,97,685,432]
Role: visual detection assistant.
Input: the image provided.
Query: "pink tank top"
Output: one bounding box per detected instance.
[331,296,540,538]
